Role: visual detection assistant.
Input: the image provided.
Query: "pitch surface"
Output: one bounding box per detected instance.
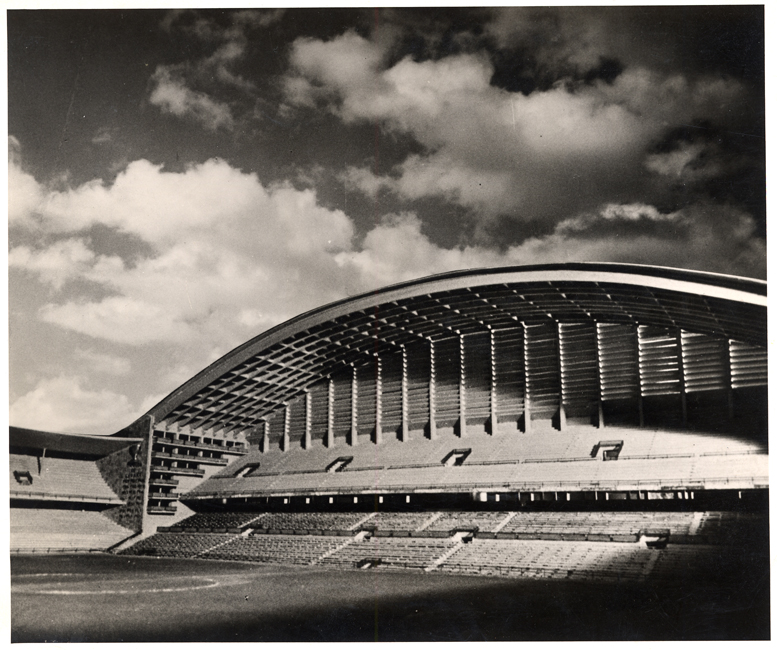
[11,553,768,642]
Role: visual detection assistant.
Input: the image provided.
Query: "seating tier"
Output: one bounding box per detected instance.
[10,454,120,502]
[320,537,456,569]
[11,508,133,552]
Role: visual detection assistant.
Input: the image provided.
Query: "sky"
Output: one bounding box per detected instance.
[7,7,766,435]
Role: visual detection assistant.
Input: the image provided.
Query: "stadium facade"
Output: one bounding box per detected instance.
[10,263,768,585]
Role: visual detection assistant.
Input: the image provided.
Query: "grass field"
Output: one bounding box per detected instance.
[11,553,769,642]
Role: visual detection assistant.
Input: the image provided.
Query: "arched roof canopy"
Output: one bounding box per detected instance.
[136,263,766,437]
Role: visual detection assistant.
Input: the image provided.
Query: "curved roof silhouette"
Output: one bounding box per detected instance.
[133,263,766,437]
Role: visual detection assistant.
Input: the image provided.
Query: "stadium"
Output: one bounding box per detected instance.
[11,262,769,641]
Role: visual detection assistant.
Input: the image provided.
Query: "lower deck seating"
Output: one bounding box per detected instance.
[11,508,133,552]
[204,534,349,564]
[319,537,456,569]
[369,511,437,532]
[438,538,656,581]
[123,532,239,558]
[172,512,265,531]
[694,510,765,544]
[498,511,697,541]
[252,512,372,532]
[426,511,510,533]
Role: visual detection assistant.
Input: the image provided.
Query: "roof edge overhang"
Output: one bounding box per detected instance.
[133,262,766,433]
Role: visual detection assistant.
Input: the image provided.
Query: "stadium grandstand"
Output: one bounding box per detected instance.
[10,263,768,636]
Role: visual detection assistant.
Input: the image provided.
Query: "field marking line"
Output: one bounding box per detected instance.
[13,577,228,596]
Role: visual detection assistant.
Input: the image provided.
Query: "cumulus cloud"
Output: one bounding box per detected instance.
[283,32,747,228]
[9,143,763,433]
[9,375,144,435]
[149,9,282,129]
[149,66,235,131]
[10,155,356,349]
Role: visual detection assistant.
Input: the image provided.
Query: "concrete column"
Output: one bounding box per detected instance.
[677,330,687,428]
[401,346,409,442]
[595,323,604,429]
[726,339,735,420]
[522,323,531,434]
[375,356,383,445]
[326,377,335,448]
[282,404,290,451]
[262,420,270,453]
[459,334,467,438]
[489,329,498,435]
[557,322,566,432]
[429,340,437,439]
[636,326,645,428]
[350,365,358,446]
[304,390,312,449]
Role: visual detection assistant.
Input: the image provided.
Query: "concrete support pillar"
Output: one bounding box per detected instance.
[636,326,645,428]
[401,346,409,442]
[594,323,604,429]
[304,390,312,449]
[489,328,498,435]
[350,365,358,446]
[429,340,437,439]
[726,339,735,420]
[326,377,335,448]
[557,322,566,432]
[459,334,467,438]
[522,322,531,434]
[282,404,290,451]
[677,330,688,429]
[261,420,269,453]
[375,356,383,445]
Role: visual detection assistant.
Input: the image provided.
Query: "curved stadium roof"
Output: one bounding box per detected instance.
[136,263,766,439]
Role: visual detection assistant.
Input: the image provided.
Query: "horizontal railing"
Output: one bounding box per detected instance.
[151,451,228,465]
[207,450,765,480]
[184,474,769,500]
[149,465,205,477]
[10,491,124,504]
[152,436,247,455]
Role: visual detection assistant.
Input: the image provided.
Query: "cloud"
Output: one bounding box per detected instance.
[9,375,143,435]
[9,145,764,433]
[74,349,132,376]
[149,9,283,129]
[10,155,356,349]
[149,66,235,131]
[9,239,122,290]
[9,136,44,225]
[91,126,116,145]
[283,32,747,230]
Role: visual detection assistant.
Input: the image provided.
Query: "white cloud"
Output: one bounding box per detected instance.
[74,349,132,376]
[149,66,234,131]
[149,9,284,129]
[9,147,764,434]
[9,137,44,225]
[9,375,143,435]
[9,239,118,290]
[283,33,747,224]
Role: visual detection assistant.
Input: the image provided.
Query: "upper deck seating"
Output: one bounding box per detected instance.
[10,454,120,502]
[187,426,764,500]
[11,508,133,552]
